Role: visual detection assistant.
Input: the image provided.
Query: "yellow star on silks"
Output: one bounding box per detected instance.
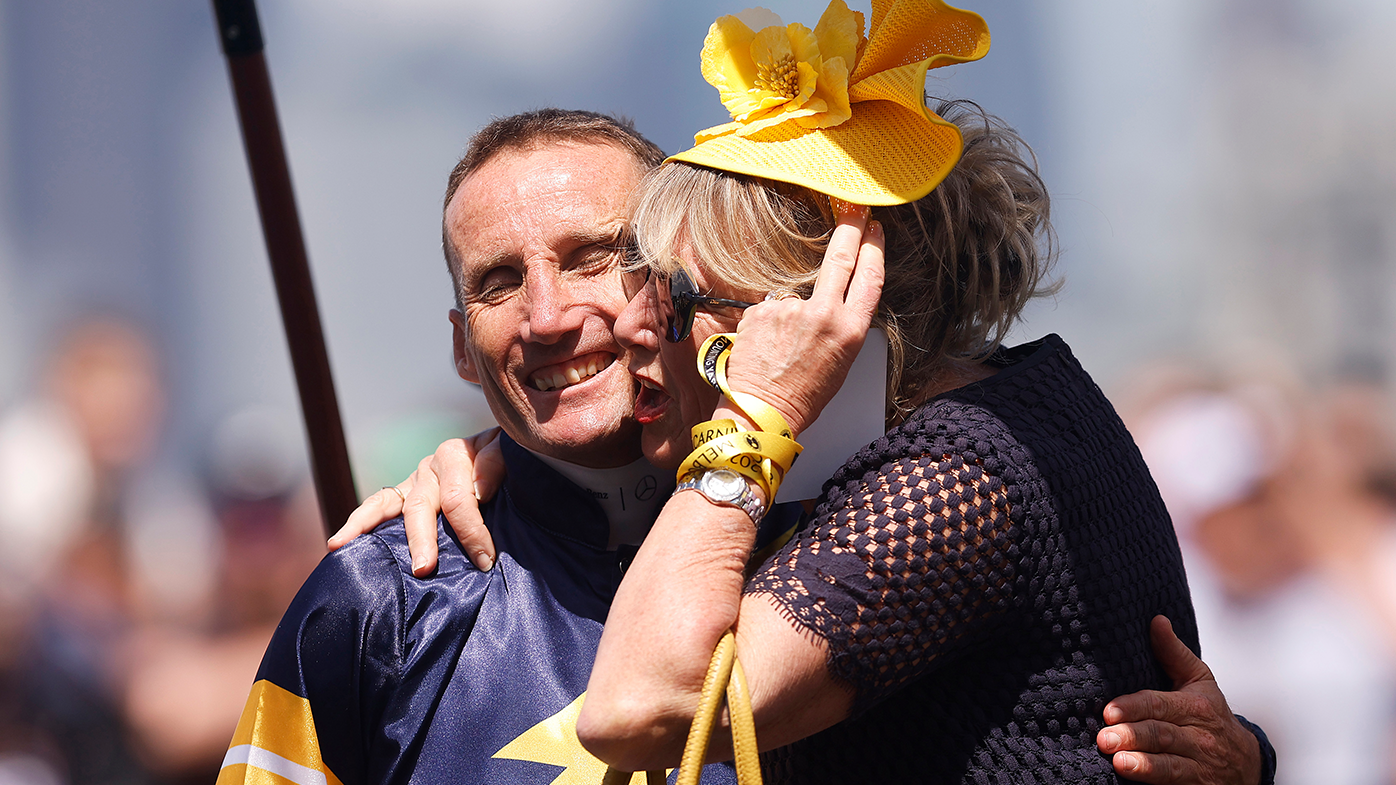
[492,693,668,785]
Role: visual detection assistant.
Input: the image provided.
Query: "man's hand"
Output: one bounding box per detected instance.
[328,429,504,576]
[1097,616,1262,784]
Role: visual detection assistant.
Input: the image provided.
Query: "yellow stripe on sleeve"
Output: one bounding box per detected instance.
[217,679,344,785]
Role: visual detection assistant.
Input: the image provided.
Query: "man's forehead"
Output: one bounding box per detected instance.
[447,140,641,261]
[454,142,640,220]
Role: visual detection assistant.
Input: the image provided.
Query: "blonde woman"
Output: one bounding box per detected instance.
[335,2,1275,781]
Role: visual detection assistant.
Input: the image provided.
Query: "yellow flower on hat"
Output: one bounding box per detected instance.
[674,0,992,206]
[698,1,864,141]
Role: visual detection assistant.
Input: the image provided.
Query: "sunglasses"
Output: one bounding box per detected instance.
[626,267,758,343]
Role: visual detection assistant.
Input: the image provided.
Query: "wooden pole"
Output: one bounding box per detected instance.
[211,0,358,537]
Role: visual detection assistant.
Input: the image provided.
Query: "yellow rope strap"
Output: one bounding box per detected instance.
[697,334,794,438]
[601,631,760,785]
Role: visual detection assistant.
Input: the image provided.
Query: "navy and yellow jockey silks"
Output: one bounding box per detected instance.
[219,434,802,785]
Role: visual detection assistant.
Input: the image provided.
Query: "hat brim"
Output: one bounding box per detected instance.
[667,99,963,207]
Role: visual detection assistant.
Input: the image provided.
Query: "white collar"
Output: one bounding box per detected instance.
[526,450,674,550]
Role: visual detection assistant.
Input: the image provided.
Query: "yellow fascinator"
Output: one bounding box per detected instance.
[669,0,990,206]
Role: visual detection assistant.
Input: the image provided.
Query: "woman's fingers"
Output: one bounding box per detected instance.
[810,201,871,303]
[402,454,445,576]
[328,432,502,576]
[846,219,885,326]
[434,433,501,573]
[724,205,884,437]
[807,201,882,330]
[466,428,505,502]
[327,481,413,551]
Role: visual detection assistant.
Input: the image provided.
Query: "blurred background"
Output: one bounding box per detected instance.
[0,0,1394,783]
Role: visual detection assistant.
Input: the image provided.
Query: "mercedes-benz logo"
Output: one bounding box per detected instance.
[745,434,761,450]
[634,475,658,501]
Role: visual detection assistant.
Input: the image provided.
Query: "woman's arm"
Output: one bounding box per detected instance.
[580,440,1022,772]
[327,428,505,575]
[577,209,884,769]
[578,491,853,771]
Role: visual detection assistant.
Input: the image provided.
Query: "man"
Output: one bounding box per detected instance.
[217,109,1273,785]
[216,110,766,785]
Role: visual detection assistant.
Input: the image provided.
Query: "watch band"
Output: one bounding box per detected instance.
[676,468,768,523]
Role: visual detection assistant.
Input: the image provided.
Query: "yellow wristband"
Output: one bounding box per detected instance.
[697,333,796,440]
[687,421,797,501]
[691,419,740,450]
[677,430,801,501]
[683,430,801,477]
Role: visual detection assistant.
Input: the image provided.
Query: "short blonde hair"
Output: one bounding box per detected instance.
[629,101,1056,418]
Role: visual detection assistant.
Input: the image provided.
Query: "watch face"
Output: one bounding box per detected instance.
[700,469,746,502]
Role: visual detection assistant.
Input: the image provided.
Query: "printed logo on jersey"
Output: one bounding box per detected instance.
[493,693,665,784]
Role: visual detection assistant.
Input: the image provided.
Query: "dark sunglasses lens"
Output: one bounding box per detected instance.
[651,272,682,343]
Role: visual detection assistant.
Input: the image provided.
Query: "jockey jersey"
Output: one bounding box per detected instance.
[218,434,800,785]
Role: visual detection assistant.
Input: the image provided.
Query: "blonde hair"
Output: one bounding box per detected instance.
[629,101,1056,419]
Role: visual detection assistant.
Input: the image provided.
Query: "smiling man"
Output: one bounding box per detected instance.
[214,110,763,785]
[218,109,1274,785]
[444,137,641,468]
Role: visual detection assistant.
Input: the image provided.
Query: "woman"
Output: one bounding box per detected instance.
[576,110,1200,785]
[337,2,1272,782]
[562,3,1199,777]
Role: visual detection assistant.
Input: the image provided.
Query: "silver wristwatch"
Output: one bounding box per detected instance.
[675,468,767,522]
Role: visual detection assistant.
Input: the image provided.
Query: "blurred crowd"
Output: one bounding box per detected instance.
[3,317,1396,785]
[1124,359,1396,785]
[0,318,325,785]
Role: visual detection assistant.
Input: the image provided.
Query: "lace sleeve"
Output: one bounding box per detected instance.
[746,452,1021,703]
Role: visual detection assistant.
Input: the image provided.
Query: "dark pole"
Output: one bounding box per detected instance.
[211,0,358,537]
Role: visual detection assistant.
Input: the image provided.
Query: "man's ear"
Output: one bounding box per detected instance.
[449,309,479,384]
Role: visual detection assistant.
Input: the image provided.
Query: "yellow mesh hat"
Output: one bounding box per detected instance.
[669,0,990,206]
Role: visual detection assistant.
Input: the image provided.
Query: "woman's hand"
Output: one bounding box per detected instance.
[327,428,505,576]
[722,203,885,437]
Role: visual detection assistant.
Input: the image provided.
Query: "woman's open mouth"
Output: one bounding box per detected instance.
[529,352,614,392]
[633,377,670,424]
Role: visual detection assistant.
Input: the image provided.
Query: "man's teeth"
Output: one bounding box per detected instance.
[532,356,608,392]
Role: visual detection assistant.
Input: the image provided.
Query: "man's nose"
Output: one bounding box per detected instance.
[520,264,585,344]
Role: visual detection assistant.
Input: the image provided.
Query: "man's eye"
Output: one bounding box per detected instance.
[576,251,608,273]
[475,267,522,300]
[576,243,626,274]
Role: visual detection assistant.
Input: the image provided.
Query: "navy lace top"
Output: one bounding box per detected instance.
[747,334,1199,783]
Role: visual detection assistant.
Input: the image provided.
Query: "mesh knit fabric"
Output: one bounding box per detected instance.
[746,334,1198,784]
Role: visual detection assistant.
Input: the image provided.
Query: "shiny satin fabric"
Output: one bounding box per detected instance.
[219,436,805,784]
